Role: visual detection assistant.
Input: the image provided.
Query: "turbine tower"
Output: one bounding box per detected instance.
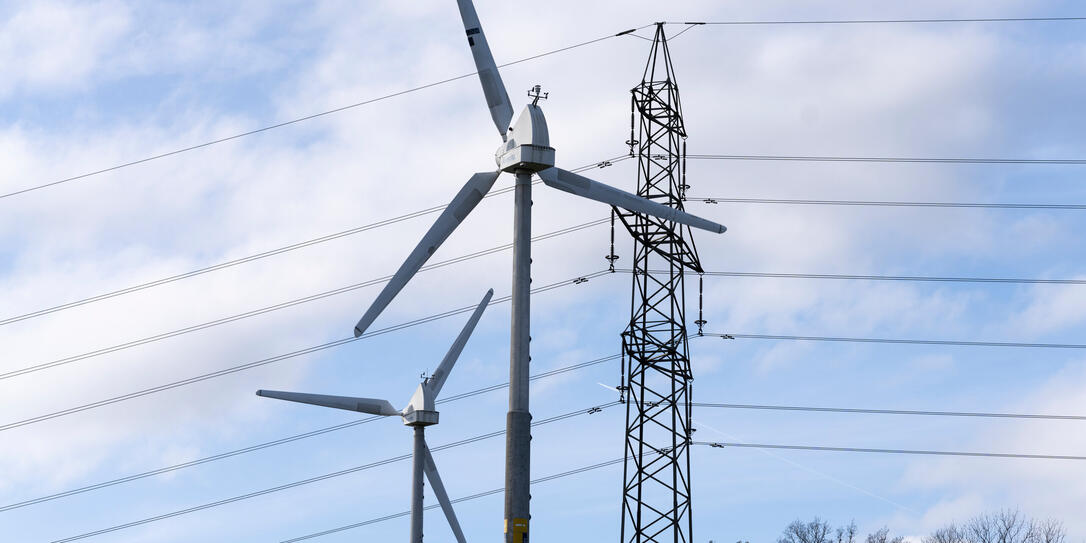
[350,3,728,541]
[259,289,494,543]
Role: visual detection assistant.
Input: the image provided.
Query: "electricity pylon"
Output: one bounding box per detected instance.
[617,23,701,543]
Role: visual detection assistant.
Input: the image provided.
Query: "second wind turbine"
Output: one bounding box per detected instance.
[351,2,728,541]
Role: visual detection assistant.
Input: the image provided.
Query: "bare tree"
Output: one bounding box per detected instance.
[837,521,859,543]
[930,509,1067,543]
[924,523,967,543]
[1029,519,1066,543]
[866,527,905,543]
[779,518,834,543]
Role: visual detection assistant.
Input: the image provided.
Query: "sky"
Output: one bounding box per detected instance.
[1,0,1085,542]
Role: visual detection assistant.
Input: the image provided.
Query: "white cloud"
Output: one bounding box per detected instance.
[897,361,1086,535]
[0,1,130,98]
[1010,279,1086,336]
[1,1,1084,540]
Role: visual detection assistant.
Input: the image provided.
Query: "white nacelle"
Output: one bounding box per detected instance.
[402,381,440,426]
[496,104,555,173]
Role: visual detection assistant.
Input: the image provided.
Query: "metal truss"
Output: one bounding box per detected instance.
[618,23,699,543]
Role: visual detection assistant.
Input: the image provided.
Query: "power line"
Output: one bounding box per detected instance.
[10,261,1080,386]
[0,21,647,201]
[692,402,1086,421]
[65,432,1082,542]
[285,427,1086,543]
[1,218,608,380]
[30,396,1086,541]
[0,156,627,329]
[696,441,1086,461]
[9,147,1082,330]
[0,355,620,513]
[689,196,1086,210]
[47,402,619,543]
[678,17,1086,26]
[280,456,632,543]
[704,332,1086,350]
[0,270,611,433]
[17,378,1085,514]
[686,153,1086,164]
[691,270,1086,286]
[9,259,1081,388]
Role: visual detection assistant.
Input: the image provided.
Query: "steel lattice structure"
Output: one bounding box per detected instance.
[617,23,701,543]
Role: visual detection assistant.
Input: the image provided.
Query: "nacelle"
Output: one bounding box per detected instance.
[402,408,440,426]
[496,104,555,173]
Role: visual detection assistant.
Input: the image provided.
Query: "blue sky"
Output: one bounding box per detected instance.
[1,1,1085,542]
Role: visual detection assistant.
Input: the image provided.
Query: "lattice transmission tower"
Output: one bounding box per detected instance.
[614,23,703,543]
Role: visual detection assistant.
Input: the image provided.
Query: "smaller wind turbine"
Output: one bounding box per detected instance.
[257,289,494,543]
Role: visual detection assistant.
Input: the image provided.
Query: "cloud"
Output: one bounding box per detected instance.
[1009,279,1086,336]
[2,1,1085,540]
[897,361,1086,535]
[0,1,130,99]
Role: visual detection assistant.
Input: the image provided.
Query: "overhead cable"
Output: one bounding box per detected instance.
[692,402,1086,421]
[0,156,627,329]
[285,425,1086,542]
[704,332,1086,350]
[686,153,1086,164]
[5,15,1080,200]
[690,270,1086,286]
[688,196,1086,210]
[0,20,648,201]
[2,218,608,380]
[47,402,619,543]
[697,441,1086,461]
[279,455,633,542]
[11,261,1081,387]
[9,148,1082,330]
[0,355,620,513]
[17,377,1083,514]
[0,270,611,433]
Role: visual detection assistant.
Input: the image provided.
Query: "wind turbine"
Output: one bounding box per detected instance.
[259,289,494,543]
[351,2,727,540]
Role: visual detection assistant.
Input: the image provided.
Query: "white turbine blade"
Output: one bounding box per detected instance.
[427,288,494,398]
[423,443,468,543]
[539,167,727,234]
[354,172,500,337]
[256,390,399,416]
[455,0,514,138]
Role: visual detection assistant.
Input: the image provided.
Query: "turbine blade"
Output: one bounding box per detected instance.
[427,288,494,398]
[455,0,514,138]
[539,167,727,234]
[423,443,468,543]
[354,172,500,337]
[256,390,399,416]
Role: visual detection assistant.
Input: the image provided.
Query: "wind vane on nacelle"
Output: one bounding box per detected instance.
[528,84,548,104]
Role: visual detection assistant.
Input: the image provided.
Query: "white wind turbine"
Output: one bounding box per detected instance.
[258,289,493,543]
[351,2,728,540]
